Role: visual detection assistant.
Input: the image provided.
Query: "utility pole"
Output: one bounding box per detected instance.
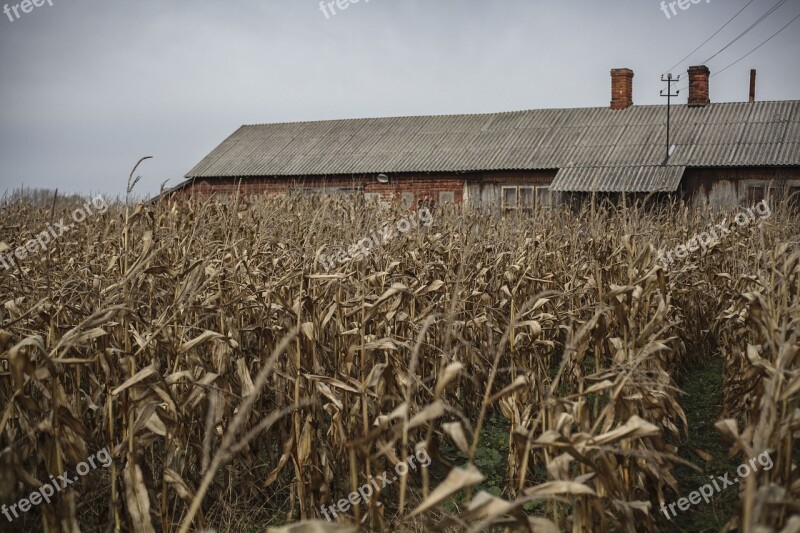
[660,73,680,164]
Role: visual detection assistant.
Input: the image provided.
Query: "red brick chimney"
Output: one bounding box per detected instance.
[749,69,757,103]
[688,65,710,107]
[610,68,634,110]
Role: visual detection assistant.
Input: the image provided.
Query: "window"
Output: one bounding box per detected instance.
[519,188,534,214]
[747,185,765,205]
[536,187,551,208]
[502,187,517,214]
[502,186,550,214]
[768,186,784,203]
[439,191,455,204]
[789,187,800,210]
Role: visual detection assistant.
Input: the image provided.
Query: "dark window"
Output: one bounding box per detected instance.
[768,186,784,202]
[519,187,534,207]
[788,187,800,210]
[502,187,517,215]
[747,185,765,205]
[519,187,534,215]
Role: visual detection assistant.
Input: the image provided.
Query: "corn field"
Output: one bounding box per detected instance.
[0,190,798,533]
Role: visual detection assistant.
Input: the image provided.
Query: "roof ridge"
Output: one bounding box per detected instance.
[241,100,800,128]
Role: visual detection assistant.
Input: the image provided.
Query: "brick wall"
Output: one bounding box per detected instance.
[610,68,634,110]
[174,170,566,214]
[687,66,710,107]
[180,171,546,204]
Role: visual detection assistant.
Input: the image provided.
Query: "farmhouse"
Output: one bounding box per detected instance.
[177,65,800,210]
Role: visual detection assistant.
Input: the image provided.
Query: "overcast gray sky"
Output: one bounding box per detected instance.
[1,0,798,197]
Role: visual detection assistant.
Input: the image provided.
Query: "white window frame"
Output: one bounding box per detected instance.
[535,186,551,209]
[501,185,550,214]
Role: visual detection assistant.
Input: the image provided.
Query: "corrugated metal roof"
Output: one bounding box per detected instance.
[186,101,800,192]
[550,166,687,192]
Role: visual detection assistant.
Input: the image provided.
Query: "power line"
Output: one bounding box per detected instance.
[663,0,756,75]
[675,10,800,92]
[701,0,790,64]
[712,13,800,77]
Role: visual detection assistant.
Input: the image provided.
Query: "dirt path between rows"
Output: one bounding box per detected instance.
[659,355,740,532]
